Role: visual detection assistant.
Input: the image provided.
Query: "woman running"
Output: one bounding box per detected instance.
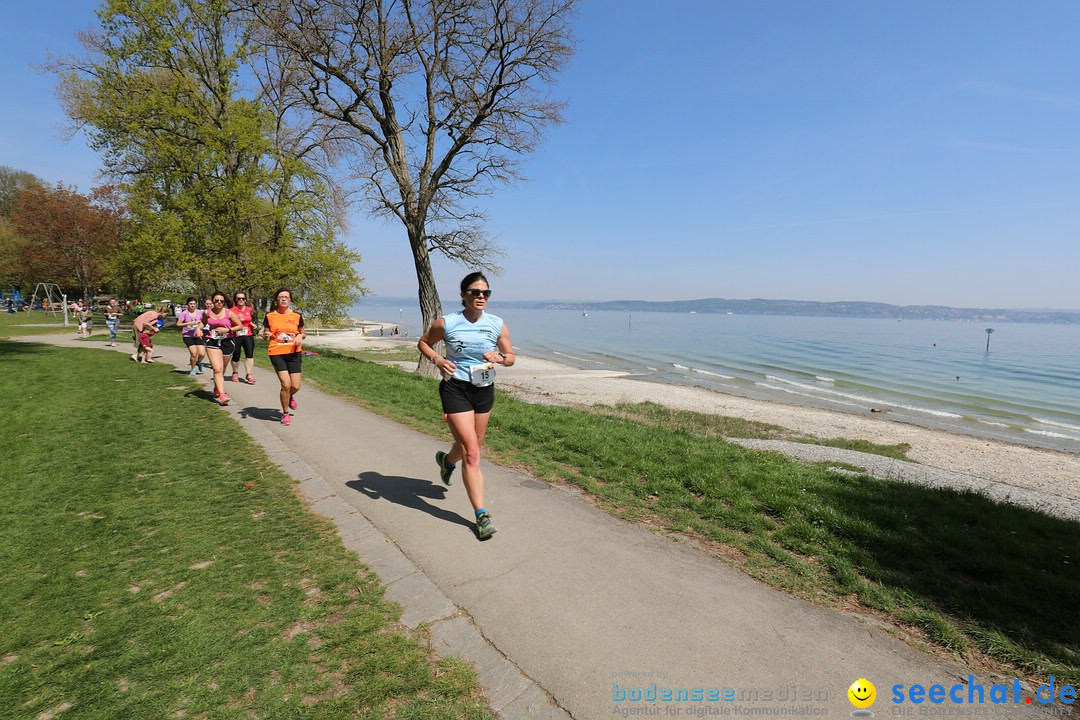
[229,291,258,384]
[262,288,306,426]
[417,272,515,539]
[204,291,244,406]
[176,297,207,376]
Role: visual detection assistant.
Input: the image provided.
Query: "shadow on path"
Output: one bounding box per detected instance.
[347,472,473,530]
[239,406,282,422]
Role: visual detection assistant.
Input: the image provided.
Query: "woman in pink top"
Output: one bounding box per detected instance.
[203,291,244,406]
[176,297,207,376]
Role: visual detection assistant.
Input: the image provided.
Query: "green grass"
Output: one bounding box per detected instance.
[0,310,83,338]
[294,350,1079,685]
[0,340,493,720]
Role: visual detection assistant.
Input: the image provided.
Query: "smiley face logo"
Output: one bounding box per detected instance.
[848,678,876,709]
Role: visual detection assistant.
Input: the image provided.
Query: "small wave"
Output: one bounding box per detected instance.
[762,375,963,419]
[673,363,690,371]
[976,420,1012,429]
[1032,418,1080,433]
[1024,429,1080,440]
[815,376,836,383]
[554,351,602,365]
[756,382,865,410]
[691,368,735,380]
[646,366,659,372]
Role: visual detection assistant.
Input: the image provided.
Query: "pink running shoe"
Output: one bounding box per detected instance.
[245,375,256,384]
[288,396,298,410]
[230,373,239,382]
[218,393,230,406]
[281,413,292,426]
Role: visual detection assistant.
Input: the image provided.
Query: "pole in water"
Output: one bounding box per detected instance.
[985,327,994,352]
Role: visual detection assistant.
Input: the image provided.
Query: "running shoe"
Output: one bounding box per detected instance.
[189,368,198,376]
[230,373,239,382]
[475,512,497,539]
[218,393,230,406]
[435,451,455,486]
[281,412,292,426]
[288,396,298,410]
[213,386,221,397]
[245,375,256,384]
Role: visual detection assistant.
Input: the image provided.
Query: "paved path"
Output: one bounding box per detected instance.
[28,336,1040,720]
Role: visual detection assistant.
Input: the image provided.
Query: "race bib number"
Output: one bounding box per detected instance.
[210,329,225,340]
[236,327,250,337]
[469,363,496,387]
[277,332,295,343]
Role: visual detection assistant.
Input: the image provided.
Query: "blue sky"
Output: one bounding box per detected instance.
[3,1,1079,308]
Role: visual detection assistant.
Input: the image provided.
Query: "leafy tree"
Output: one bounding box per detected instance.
[52,0,365,319]
[0,166,44,217]
[0,217,32,289]
[10,183,125,301]
[245,0,577,370]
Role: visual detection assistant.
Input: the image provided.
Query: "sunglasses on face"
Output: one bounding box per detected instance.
[213,298,225,303]
[236,296,246,301]
[466,289,492,298]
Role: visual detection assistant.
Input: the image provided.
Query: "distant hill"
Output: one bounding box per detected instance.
[510,298,1080,324]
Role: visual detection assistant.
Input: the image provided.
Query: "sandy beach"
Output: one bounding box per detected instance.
[305,330,1080,509]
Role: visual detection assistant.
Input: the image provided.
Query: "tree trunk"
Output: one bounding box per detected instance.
[409,223,444,378]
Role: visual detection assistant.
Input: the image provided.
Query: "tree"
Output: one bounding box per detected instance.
[0,166,44,217]
[10,183,125,301]
[245,0,577,371]
[52,0,366,319]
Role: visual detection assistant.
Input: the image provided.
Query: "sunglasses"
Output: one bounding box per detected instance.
[213,298,225,303]
[465,289,492,298]
[236,296,246,301]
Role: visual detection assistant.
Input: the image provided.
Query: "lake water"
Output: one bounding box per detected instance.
[352,299,1080,453]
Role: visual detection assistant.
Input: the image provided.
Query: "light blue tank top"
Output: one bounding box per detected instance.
[443,311,503,383]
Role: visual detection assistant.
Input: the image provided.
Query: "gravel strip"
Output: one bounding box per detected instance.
[730,439,1080,523]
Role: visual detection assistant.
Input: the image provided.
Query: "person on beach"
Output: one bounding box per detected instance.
[262,288,306,426]
[131,304,164,361]
[104,298,122,346]
[204,291,244,406]
[417,272,515,540]
[229,291,258,384]
[176,297,207,376]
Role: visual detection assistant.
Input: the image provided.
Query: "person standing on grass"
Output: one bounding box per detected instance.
[176,297,207,376]
[131,303,164,361]
[229,291,258,385]
[262,288,306,426]
[104,298,122,346]
[417,272,515,540]
[204,291,244,406]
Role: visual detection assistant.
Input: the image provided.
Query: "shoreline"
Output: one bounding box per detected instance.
[304,327,1080,506]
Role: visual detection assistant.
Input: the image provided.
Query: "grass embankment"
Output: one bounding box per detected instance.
[0,340,492,720]
[295,349,1079,685]
[0,310,82,338]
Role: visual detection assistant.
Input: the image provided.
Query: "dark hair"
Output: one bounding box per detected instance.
[233,291,248,303]
[186,296,197,305]
[274,288,292,302]
[211,290,231,308]
[459,272,489,307]
[460,272,488,294]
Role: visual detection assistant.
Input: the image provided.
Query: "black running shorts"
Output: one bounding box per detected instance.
[269,352,303,374]
[183,335,206,347]
[232,334,255,360]
[439,377,495,415]
[206,337,236,356]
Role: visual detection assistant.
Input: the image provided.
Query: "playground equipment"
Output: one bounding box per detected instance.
[27,283,69,325]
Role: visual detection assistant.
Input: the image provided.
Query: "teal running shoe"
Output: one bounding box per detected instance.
[475,512,497,539]
[435,450,455,486]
